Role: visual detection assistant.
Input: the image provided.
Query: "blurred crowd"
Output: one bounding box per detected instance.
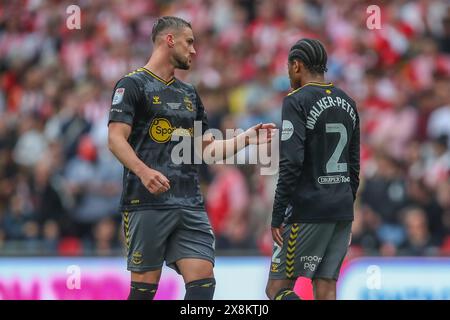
[0,0,449,257]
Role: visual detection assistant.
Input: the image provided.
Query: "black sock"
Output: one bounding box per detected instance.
[184,278,216,300]
[128,281,158,300]
[274,288,301,300]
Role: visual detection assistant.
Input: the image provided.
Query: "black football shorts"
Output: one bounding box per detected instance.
[122,208,215,273]
[269,221,352,280]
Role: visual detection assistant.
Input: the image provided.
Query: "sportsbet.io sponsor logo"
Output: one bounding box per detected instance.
[149,118,193,143]
[150,118,172,143]
[300,256,323,272]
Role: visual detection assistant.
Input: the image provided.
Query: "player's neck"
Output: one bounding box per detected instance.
[144,52,175,82]
[301,74,326,86]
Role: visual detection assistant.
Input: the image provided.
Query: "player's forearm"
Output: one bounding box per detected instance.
[108,134,148,177]
[207,134,249,161]
[225,132,249,157]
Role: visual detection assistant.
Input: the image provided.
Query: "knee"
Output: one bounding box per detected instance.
[313,279,336,300]
[131,270,161,284]
[201,269,214,279]
[184,269,214,284]
[265,286,272,300]
[265,282,277,300]
[178,259,214,283]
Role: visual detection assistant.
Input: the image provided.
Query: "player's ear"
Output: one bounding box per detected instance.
[294,60,302,73]
[166,33,175,48]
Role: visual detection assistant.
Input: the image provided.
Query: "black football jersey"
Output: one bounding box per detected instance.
[108,67,209,211]
[272,82,360,226]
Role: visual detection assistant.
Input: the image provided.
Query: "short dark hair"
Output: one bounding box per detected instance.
[288,39,328,74]
[151,16,192,43]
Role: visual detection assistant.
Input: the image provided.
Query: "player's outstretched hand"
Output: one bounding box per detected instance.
[245,123,277,145]
[271,226,284,247]
[139,167,171,195]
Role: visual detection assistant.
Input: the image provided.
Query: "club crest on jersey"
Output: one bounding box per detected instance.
[132,252,143,265]
[112,88,125,105]
[281,120,294,141]
[153,96,162,105]
[271,263,279,272]
[184,96,193,111]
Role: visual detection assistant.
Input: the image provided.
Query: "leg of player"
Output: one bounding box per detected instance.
[177,258,215,300]
[312,278,336,300]
[265,279,300,300]
[128,270,162,300]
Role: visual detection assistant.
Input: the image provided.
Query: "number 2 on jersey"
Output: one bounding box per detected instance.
[325,123,348,173]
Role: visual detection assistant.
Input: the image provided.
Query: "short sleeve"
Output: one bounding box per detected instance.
[280,96,307,165]
[108,77,141,126]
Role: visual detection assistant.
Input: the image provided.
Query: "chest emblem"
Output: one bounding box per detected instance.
[153,96,162,105]
[184,96,193,111]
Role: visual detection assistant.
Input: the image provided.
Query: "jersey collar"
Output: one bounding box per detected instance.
[140,67,175,86]
[288,81,334,96]
[303,81,334,88]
